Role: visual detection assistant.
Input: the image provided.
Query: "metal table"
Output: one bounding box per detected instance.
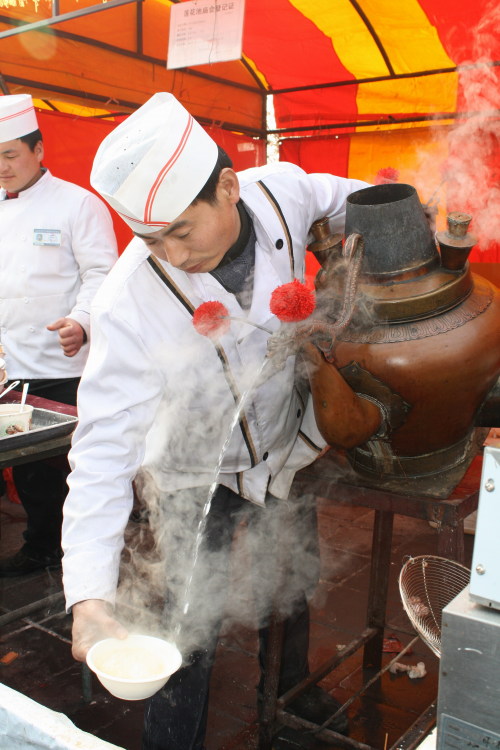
[0,392,77,470]
[259,450,481,750]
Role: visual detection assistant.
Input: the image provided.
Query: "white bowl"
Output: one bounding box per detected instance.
[0,403,33,437]
[86,634,182,701]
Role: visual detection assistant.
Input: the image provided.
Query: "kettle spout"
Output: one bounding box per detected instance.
[476,376,500,427]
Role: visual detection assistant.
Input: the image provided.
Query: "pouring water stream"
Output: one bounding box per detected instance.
[173,356,271,640]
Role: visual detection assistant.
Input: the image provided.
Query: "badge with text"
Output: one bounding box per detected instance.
[33,229,62,246]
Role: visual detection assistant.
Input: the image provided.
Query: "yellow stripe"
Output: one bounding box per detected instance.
[33,99,112,118]
[242,54,269,89]
[356,0,454,75]
[354,73,457,118]
[289,0,457,116]
[290,0,390,76]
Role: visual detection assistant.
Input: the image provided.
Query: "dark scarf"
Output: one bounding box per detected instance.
[210,201,256,309]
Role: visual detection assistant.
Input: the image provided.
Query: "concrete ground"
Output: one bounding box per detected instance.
[0,459,476,750]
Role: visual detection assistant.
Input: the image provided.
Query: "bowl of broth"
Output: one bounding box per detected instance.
[86,634,182,700]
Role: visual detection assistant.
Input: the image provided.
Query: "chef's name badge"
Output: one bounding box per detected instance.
[33,228,62,246]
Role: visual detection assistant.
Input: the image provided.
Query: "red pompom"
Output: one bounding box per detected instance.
[269,279,316,322]
[193,301,231,339]
[375,167,399,184]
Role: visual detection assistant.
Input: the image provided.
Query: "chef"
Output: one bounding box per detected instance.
[0,93,118,576]
[62,92,382,749]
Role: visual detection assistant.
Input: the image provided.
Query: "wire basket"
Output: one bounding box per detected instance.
[399,555,470,657]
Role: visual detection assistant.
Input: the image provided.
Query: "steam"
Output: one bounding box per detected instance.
[112,331,327,659]
[437,2,500,249]
[370,4,500,253]
[116,474,323,659]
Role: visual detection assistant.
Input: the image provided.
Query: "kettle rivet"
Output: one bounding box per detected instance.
[476,564,486,575]
[485,479,495,492]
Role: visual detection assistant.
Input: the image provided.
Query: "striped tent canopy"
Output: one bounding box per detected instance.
[0,0,499,256]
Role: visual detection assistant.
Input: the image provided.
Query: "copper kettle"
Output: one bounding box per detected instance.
[308,183,500,497]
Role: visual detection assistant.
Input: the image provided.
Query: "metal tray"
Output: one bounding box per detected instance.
[0,407,78,451]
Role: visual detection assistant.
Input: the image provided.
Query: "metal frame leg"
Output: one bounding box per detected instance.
[82,663,93,703]
[363,509,394,670]
[258,615,285,750]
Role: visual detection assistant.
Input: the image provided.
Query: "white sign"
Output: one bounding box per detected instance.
[167,0,245,70]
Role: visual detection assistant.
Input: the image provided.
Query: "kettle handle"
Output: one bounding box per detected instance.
[334,232,364,333]
[311,232,364,362]
[266,233,364,367]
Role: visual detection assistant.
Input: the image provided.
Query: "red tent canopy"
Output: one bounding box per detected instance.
[0,0,498,257]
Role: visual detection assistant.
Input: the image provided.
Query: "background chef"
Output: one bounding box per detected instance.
[62,93,382,749]
[0,93,118,577]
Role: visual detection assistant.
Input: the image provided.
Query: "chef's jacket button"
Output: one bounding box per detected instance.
[263,451,269,461]
[275,239,284,249]
[29,326,35,332]
[297,408,302,418]
[20,266,26,272]
[23,297,29,303]
[21,235,26,241]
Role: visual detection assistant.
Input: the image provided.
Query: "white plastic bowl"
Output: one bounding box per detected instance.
[86,634,182,700]
[0,403,33,437]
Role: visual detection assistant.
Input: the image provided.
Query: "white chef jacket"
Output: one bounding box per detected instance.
[0,169,118,379]
[62,162,369,609]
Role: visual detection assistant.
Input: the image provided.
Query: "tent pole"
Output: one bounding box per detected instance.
[0,0,143,40]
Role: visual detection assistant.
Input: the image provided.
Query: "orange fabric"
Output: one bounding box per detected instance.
[0,1,497,259]
[1,0,495,130]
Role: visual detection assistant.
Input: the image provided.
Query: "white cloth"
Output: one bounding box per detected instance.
[0,683,123,749]
[0,170,118,379]
[62,162,369,609]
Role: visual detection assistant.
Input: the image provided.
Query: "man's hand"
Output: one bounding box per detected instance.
[47,317,86,357]
[71,599,128,662]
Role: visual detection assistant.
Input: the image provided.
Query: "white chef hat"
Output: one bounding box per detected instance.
[0,94,39,142]
[90,93,219,234]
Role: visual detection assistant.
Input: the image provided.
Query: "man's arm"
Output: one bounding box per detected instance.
[306,172,371,236]
[59,191,118,346]
[62,302,164,614]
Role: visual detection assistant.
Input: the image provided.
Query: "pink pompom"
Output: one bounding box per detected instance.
[269,279,316,322]
[192,301,231,339]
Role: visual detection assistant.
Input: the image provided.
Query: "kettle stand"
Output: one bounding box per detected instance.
[258,452,481,750]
